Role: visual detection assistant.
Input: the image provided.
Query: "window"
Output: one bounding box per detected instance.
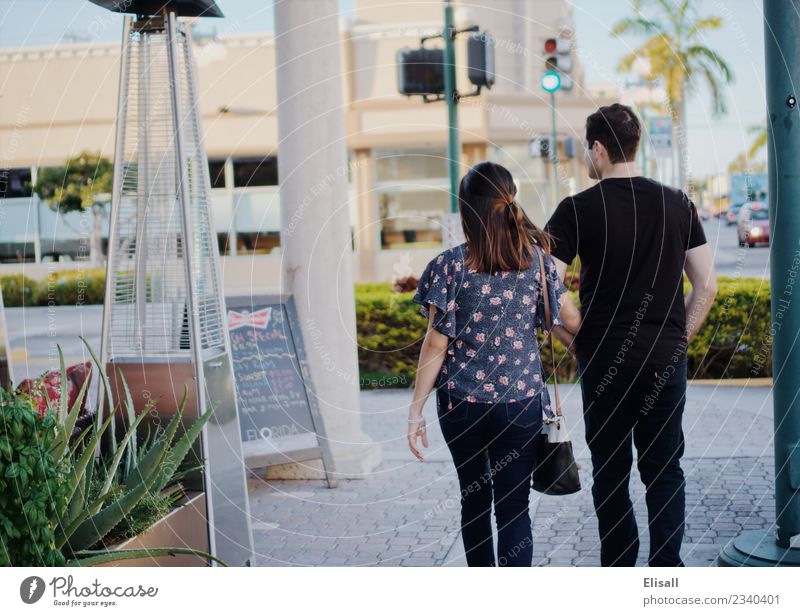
[208,159,226,189]
[0,168,32,199]
[233,156,278,188]
[375,148,450,250]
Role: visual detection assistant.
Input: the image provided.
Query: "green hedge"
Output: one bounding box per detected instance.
[354,276,774,386]
[1,269,106,307]
[0,274,774,383]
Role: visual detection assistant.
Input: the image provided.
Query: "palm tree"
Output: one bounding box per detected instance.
[612,0,733,191]
[728,124,767,174]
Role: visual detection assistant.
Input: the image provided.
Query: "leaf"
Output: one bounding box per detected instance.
[79,335,117,457]
[123,400,183,493]
[66,478,157,553]
[49,366,92,461]
[56,345,69,424]
[154,399,216,493]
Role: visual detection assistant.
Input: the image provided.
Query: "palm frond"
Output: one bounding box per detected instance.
[688,16,723,38]
[685,45,734,84]
[611,16,662,37]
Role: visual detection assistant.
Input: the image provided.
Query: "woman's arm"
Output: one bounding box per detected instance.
[552,294,581,350]
[407,305,450,462]
[549,255,581,353]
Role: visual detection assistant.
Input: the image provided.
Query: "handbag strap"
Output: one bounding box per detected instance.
[535,244,562,418]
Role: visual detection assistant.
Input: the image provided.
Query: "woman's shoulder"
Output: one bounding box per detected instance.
[428,242,468,270]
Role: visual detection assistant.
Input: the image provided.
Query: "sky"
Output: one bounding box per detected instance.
[0,0,768,178]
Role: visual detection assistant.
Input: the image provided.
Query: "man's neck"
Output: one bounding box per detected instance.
[600,162,640,180]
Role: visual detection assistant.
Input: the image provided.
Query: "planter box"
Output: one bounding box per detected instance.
[97,491,209,567]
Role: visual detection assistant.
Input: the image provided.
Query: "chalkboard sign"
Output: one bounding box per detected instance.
[225,293,336,487]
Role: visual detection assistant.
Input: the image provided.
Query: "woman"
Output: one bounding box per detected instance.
[407,161,581,567]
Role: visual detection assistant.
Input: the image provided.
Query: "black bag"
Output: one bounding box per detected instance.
[532,414,581,495]
[531,245,581,496]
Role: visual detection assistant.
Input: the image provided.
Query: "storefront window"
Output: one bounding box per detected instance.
[375,148,450,250]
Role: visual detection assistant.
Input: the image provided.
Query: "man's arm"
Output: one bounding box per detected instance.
[684,243,718,341]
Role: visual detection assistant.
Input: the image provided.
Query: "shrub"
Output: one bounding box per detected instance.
[0,274,41,307]
[354,277,775,386]
[38,268,106,306]
[355,284,423,387]
[0,388,69,566]
[687,276,772,378]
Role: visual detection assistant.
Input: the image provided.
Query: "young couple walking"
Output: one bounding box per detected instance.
[406,103,718,567]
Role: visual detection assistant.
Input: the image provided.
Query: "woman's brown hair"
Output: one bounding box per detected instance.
[458,160,551,273]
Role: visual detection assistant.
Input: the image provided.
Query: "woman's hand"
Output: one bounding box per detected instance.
[407,416,428,462]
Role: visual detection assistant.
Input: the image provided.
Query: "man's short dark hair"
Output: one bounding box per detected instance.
[585,103,641,164]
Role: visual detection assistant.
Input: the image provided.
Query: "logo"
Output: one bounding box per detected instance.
[228,307,272,330]
[20,576,45,604]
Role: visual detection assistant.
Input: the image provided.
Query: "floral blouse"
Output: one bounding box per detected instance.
[413,242,568,405]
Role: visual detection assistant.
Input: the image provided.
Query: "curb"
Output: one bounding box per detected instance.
[689,378,772,387]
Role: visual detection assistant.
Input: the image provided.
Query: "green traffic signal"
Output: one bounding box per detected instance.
[541,70,561,93]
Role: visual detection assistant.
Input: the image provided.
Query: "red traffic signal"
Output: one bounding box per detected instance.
[544,38,557,53]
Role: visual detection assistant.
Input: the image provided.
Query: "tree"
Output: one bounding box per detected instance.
[728,124,767,174]
[612,0,733,191]
[33,151,112,263]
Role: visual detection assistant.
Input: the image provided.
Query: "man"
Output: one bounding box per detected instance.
[545,103,717,567]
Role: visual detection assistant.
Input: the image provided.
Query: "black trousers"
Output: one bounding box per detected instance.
[578,358,688,566]
[436,387,543,567]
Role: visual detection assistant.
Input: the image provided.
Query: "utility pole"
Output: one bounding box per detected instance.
[443,0,460,213]
[717,0,800,566]
[550,90,559,206]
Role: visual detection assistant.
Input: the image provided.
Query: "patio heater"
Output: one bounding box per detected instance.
[91,0,254,566]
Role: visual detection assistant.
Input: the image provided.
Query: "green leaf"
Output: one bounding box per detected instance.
[66,462,164,552]
[154,397,216,493]
[49,365,92,461]
[79,335,116,457]
[123,394,184,492]
[56,345,69,424]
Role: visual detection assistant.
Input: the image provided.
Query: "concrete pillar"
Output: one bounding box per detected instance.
[271,0,382,479]
[353,149,376,283]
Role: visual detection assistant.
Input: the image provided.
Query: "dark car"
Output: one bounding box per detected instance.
[726,203,744,226]
[737,202,769,247]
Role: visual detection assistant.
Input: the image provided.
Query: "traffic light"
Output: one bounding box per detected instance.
[542,37,573,91]
[467,32,495,89]
[397,47,445,96]
[529,136,551,159]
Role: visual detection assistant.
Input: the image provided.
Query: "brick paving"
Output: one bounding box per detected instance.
[248,384,778,567]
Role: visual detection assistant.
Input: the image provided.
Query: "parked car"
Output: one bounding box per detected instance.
[737,202,770,247]
[698,206,711,221]
[726,202,744,226]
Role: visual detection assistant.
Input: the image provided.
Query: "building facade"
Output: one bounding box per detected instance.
[0,0,610,286]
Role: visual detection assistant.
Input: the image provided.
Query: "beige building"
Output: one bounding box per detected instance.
[0,0,609,286]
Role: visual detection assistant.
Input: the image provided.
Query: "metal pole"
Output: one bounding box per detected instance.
[443,0,460,213]
[640,105,648,177]
[550,90,559,206]
[765,0,800,550]
[716,0,800,566]
[166,9,215,559]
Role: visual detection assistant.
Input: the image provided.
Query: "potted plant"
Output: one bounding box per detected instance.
[0,339,226,567]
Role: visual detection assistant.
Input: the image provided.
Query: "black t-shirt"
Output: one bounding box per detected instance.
[544,176,707,366]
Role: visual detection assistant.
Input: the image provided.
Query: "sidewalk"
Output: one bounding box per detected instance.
[248,383,777,566]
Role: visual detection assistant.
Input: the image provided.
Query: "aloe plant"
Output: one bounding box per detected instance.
[6,338,228,567]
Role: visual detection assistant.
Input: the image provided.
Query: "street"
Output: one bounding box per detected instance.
[704,216,771,279]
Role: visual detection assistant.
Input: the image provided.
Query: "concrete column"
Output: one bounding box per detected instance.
[354,149,376,282]
[271,0,382,479]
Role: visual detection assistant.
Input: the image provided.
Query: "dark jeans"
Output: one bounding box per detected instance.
[436,387,543,567]
[578,357,688,567]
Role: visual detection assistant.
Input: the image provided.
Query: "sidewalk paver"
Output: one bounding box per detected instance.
[248,384,777,567]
